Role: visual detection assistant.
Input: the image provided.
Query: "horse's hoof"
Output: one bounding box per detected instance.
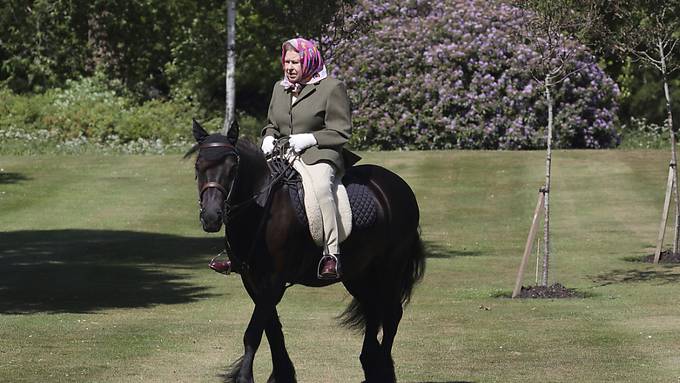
[267,377,296,383]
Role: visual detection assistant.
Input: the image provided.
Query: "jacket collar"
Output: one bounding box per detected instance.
[291,82,319,107]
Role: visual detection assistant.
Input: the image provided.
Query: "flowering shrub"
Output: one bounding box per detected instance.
[327,0,620,150]
[618,117,671,149]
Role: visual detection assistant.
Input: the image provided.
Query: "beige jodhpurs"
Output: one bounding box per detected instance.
[294,159,342,255]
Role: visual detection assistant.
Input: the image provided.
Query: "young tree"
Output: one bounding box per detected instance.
[513,0,597,286]
[601,1,680,262]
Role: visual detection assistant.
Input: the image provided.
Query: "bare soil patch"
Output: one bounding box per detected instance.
[517,283,584,299]
[642,250,680,264]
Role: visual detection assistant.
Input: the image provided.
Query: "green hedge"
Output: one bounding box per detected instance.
[0,75,262,154]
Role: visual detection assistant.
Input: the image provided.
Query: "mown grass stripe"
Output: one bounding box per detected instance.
[1,150,680,382]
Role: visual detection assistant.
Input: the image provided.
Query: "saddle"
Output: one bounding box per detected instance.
[268,158,378,246]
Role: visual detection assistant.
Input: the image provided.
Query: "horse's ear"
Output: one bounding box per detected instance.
[227,118,239,146]
[192,118,209,143]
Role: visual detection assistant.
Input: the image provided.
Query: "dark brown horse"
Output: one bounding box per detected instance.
[187,120,425,383]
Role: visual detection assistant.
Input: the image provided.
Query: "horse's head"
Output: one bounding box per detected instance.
[189,119,240,233]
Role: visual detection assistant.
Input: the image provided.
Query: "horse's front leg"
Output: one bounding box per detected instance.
[227,279,285,383]
[265,308,296,383]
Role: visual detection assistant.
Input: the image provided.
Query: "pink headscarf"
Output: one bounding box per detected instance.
[280,38,328,92]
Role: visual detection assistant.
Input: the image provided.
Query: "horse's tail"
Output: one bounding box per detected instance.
[399,227,426,305]
[338,298,366,332]
[338,228,426,331]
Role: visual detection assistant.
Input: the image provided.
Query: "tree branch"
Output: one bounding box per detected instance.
[631,49,663,67]
[665,39,678,60]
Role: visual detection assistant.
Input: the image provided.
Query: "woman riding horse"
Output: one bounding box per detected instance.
[192,37,425,383]
[211,37,359,279]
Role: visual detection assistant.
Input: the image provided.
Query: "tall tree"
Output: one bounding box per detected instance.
[0,0,90,92]
[0,0,357,119]
[223,0,236,133]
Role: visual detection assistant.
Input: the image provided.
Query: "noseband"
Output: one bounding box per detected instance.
[197,142,240,219]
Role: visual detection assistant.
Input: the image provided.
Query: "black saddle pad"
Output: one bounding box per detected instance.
[268,159,378,230]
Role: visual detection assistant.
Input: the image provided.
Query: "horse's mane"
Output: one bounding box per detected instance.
[235,137,263,163]
[183,135,263,164]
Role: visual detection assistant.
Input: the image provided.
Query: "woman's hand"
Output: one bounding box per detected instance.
[289,133,317,153]
[261,136,276,155]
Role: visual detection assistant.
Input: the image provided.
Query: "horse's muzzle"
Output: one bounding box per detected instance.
[200,209,224,232]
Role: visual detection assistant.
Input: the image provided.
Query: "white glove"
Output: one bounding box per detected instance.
[261,135,276,155]
[289,133,317,153]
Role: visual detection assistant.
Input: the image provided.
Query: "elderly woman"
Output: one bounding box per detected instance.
[262,37,358,279]
[209,38,358,278]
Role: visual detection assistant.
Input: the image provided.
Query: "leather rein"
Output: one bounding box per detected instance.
[196,140,296,275]
[197,141,296,220]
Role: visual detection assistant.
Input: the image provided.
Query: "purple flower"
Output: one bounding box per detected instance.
[326,0,620,150]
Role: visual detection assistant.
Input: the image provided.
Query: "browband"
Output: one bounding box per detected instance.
[199,142,237,150]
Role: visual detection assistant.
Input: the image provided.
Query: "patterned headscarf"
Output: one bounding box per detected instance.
[280,38,328,92]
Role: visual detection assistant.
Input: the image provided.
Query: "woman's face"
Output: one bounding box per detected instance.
[284,49,302,83]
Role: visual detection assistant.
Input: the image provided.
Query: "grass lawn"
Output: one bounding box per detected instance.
[1,150,680,382]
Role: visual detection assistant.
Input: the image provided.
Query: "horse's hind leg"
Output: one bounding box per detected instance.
[342,279,386,383]
[377,230,425,382]
[377,300,402,382]
[265,308,296,383]
[359,313,383,383]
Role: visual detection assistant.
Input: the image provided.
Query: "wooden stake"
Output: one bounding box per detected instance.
[513,190,546,298]
[654,165,675,264]
[535,237,540,284]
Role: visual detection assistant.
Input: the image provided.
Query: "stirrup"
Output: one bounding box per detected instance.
[317,254,341,280]
[209,250,231,275]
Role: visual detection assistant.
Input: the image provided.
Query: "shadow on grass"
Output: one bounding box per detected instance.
[0,172,31,185]
[622,255,650,263]
[592,268,680,286]
[424,241,483,258]
[409,381,475,383]
[0,229,225,315]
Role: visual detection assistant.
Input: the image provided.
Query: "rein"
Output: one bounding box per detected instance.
[225,150,296,219]
[197,141,297,216]
[197,141,297,273]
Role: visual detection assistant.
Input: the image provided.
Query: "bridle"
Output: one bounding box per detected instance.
[197,142,240,221]
[196,139,298,274]
[196,141,297,221]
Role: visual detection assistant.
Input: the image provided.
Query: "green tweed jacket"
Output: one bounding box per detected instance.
[261,77,360,172]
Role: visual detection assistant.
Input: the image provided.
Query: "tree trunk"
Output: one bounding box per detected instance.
[86,11,112,73]
[659,39,679,253]
[542,75,553,287]
[223,0,237,134]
